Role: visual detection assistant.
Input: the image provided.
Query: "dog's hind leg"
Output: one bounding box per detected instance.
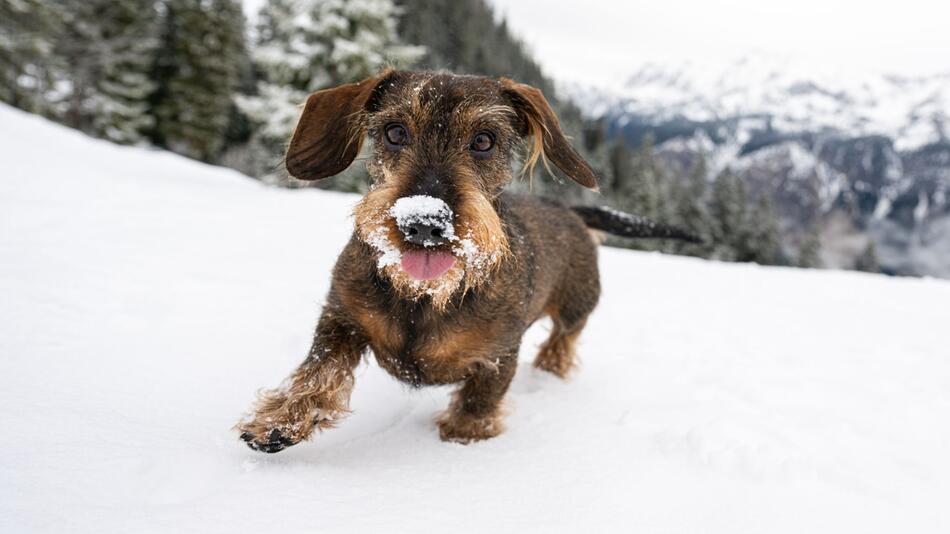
[437,350,518,443]
[534,272,599,378]
[534,315,587,379]
[236,304,368,453]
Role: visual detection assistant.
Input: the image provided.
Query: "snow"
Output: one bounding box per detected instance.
[2,103,950,532]
[366,226,402,268]
[389,194,456,244]
[730,141,849,212]
[390,194,453,223]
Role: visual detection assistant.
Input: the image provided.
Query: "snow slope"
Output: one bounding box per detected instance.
[1,104,949,533]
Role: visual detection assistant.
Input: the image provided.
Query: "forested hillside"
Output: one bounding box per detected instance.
[568,57,950,276]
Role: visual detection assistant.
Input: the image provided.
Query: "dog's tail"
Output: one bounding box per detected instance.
[571,205,702,243]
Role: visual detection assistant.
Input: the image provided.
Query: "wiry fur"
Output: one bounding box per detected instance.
[237,71,688,452]
[236,300,368,451]
[237,362,354,448]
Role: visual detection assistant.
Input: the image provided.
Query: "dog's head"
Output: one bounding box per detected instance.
[285,70,597,308]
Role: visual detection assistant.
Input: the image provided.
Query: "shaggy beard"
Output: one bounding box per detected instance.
[353,187,508,310]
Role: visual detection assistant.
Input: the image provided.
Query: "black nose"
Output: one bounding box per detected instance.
[402,223,449,247]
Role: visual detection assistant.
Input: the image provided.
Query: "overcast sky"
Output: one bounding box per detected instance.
[241,0,950,87]
[487,0,950,87]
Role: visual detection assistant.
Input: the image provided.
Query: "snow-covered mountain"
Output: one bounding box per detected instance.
[565,55,950,277]
[570,55,950,151]
[2,104,950,532]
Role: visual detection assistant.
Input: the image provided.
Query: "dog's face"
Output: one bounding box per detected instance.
[284,71,597,308]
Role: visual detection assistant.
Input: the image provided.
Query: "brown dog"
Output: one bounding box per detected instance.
[237,70,696,451]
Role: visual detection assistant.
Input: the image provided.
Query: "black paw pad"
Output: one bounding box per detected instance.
[240,429,297,453]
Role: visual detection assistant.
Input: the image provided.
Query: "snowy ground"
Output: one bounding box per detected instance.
[2,103,949,533]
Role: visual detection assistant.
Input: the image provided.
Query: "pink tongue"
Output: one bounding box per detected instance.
[401,250,456,280]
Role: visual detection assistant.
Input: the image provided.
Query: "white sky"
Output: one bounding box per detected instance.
[241,0,950,87]
[487,0,950,87]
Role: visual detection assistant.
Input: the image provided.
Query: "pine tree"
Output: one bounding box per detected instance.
[89,0,159,144]
[396,0,551,93]
[50,0,158,144]
[797,224,823,268]
[604,135,674,252]
[855,242,880,273]
[710,167,748,261]
[574,118,611,199]
[582,118,608,154]
[0,0,62,113]
[241,0,424,155]
[607,137,633,196]
[672,156,714,258]
[149,0,248,161]
[621,135,662,220]
[743,194,782,265]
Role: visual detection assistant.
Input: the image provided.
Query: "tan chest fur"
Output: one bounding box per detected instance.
[351,304,497,385]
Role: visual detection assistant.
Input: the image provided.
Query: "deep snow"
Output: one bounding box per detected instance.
[1,104,949,533]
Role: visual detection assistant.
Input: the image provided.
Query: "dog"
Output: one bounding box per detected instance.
[237,70,697,451]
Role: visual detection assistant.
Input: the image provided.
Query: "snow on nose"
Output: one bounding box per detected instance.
[389,195,456,247]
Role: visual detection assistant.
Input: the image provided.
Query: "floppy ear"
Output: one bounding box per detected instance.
[501,79,598,190]
[285,70,396,180]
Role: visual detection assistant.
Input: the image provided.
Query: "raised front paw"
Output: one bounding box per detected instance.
[236,405,337,453]
[239,428,300,454]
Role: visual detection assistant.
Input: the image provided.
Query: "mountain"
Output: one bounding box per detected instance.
[3,103,950,531]
[566,55,950,277]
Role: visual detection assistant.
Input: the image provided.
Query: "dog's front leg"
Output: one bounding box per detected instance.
[437,351,518,443]
[237,306,367,453]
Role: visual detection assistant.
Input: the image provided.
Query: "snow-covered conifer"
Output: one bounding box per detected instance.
[0,0,62,113]
[240,0,424,173]
[53,0,159,144]
[149,0,248,160]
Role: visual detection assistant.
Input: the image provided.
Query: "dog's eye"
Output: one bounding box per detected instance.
[470,132,494,153]
[384,123,409,148]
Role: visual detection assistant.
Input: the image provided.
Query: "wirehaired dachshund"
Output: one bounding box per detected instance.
[237,70,696,451]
